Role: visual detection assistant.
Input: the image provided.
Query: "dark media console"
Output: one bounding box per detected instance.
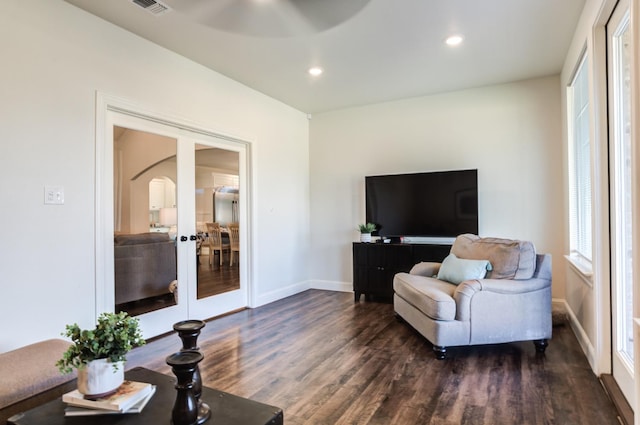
[352,242,451,302]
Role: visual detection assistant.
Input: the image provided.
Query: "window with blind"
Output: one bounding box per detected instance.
[568,54,592,263]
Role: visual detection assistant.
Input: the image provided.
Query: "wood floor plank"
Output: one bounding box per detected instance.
[125,289,621,424]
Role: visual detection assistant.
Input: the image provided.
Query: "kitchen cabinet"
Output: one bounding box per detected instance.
[149,179,165,211]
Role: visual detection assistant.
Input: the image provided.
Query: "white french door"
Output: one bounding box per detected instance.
[97,97,250,339]
[178,134,249,321]
[607,0,634,407]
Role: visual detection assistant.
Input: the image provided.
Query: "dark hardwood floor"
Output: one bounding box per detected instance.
[125,290,620,425]
[196,251,240,299]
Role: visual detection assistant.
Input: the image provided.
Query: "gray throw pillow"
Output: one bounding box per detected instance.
[437,253,492,285]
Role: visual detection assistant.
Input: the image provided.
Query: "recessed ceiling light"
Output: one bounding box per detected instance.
[308,67,323,76]
[445,35,464,46]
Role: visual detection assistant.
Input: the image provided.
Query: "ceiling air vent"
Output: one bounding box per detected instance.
[130,0,171,16]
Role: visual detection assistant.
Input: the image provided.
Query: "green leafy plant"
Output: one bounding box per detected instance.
[56,312,146,374]
[358,223,376,233]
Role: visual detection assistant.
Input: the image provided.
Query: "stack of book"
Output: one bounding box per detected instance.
[62,380,156,417]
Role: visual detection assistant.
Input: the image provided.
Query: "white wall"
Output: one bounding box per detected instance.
[308,76,566,298]
[0,0,309,352]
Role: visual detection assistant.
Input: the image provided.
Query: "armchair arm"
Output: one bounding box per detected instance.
[453,277,551,321]
[409,262,441,277]
[467,277,551,295]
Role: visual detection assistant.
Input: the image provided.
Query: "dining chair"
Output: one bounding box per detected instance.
[228,223,240,267]
[206,222,230,267]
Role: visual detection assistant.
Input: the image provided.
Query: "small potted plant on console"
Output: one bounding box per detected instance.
[56,311,145,398]
[358,223,377,243]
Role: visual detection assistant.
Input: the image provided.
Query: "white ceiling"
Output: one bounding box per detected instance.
[64,0,585,114]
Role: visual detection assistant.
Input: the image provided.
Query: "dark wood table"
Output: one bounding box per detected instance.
[7,367,283,425]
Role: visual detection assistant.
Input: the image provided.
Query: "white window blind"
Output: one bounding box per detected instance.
[568,54,592,261]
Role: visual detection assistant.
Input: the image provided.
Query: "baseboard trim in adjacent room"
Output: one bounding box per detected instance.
[600,374,632,425]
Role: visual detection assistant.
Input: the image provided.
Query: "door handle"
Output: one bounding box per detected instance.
[180,236,188,242]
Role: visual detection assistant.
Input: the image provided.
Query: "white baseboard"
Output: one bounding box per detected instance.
[252,280,352,308]
[253,281,310,307]
[554,297,597,371]
[309,280,352,293]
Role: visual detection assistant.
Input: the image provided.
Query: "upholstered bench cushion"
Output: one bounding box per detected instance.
[451,233,536,280]
[393,273,456,321]
[0,339,76,409]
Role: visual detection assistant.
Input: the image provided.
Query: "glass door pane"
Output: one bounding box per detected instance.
[194,145,240,299]
[613,15,633,360]
[113,126,178,317]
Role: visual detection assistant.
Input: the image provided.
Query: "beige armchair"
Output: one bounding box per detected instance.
[393,234,552,359]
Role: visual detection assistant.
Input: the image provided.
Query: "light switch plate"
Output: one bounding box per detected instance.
[44,186,64,205]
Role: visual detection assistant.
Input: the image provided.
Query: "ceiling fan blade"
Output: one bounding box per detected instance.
[163,0,371,37]
[289,0,371,31]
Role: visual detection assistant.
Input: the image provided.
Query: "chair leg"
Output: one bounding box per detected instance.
[533,339,549,353]
[433,346,447,360]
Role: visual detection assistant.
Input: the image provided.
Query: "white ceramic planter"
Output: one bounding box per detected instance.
[77,359,124,399]
[360,233,372,243]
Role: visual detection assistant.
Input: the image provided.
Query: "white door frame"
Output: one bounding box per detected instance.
[607,0,634,405]
[95,92,254,338]
[630,0,640,421]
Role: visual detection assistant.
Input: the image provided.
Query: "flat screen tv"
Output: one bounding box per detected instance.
[365,169,478,239]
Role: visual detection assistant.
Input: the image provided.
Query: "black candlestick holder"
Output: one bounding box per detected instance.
[166,350,210,425]
[173,320,210,424]
[174,319,206,351]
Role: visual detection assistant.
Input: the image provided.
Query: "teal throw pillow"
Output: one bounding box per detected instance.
[437,253,492,285]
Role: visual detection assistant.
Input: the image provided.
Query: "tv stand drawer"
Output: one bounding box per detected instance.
[352,242,450,302]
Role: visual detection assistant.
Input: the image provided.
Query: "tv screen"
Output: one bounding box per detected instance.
[365,169,478,238]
